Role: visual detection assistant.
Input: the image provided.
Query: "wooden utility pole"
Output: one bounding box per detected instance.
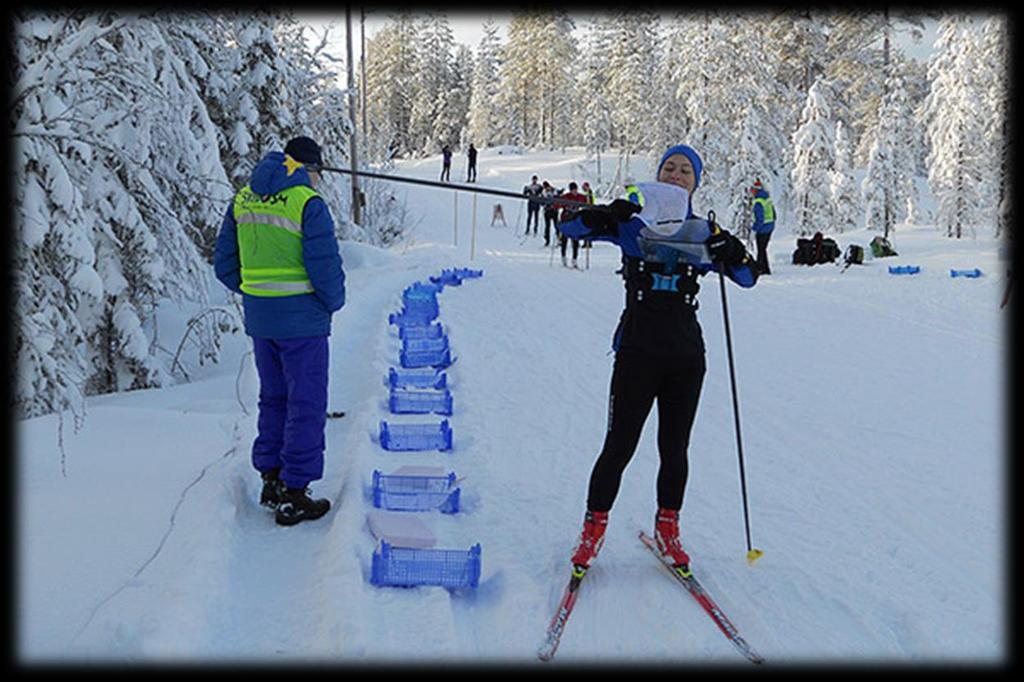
[346,6,362,225]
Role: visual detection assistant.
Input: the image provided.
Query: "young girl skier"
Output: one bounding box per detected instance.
[556,144,759,573]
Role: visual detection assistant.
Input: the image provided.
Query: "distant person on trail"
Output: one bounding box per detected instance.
[749,179,776,275]
[524,175,543,235]
[441,145,452,182]
[214,136,344,527]
[467,143,478,182]
[623,175,645,208]
[542,181,560,247]
[556,143,759,574]
[558,182,589,268]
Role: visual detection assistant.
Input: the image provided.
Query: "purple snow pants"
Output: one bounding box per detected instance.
[251,336,329,489]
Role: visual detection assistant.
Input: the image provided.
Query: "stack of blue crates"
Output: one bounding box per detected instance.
[372,268,485,590]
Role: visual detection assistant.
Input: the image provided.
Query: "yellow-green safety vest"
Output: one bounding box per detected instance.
[752,196,775,223]
[233,184,319,297]
[624,184,646,207]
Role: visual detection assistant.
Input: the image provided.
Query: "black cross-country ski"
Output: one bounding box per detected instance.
[537,565,588,661]
[639,531,764,664]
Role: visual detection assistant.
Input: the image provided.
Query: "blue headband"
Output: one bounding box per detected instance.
[657,144,703,191]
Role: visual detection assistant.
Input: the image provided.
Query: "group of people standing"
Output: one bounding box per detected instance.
[522,175,597,268]
[441,143,478,183]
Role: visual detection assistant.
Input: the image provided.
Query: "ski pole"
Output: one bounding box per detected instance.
[709,210,764,567]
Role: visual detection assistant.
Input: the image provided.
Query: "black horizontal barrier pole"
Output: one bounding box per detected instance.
[317,165,596,210]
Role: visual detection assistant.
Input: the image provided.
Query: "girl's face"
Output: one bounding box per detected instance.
[658,154,696,193]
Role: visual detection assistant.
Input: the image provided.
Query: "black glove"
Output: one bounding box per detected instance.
[580,199,642,234]
[706,227,749,266]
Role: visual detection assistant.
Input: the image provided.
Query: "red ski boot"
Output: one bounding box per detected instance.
[570,510,609,569]
[654,508,691,573]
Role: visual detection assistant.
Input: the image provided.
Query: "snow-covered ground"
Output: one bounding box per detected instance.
[18,147,1008,664]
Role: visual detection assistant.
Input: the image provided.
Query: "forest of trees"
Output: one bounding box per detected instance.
[11,10,1010,421]
[362,10,1009,240]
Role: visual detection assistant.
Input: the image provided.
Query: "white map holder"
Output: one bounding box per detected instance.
[631,182,712,265]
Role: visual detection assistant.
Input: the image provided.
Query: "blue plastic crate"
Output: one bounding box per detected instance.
[389,387,453,416]
[401,296,440,318]
[388,367,447,390]
[371,541,481,589]
[430,269,464,287]
[372,470,460,513]
[389,308,438,327]
[400,346,452,369]
[950,268,983,278]
[404,281,444,298]
[379,420,453,452]
[889,265,920,275]
[452,267,484,280]
[399,323,445,341]
[402,335,449,354]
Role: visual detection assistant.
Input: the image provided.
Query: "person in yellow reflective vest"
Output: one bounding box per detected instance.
[750,179,776,275]
[214,136,345,526]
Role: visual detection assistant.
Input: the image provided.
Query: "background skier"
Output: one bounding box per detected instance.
[749,179,776,275]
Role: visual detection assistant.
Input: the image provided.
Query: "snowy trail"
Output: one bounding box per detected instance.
[19,148,1005,663]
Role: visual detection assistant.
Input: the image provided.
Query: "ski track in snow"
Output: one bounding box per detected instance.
[18,148,1006,664]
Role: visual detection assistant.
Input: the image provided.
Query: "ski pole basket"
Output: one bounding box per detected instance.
[371,541,481,589]
[372,470,460,513]
[388,367,447,391]
[379,420,453,452]
[388,387,454,416]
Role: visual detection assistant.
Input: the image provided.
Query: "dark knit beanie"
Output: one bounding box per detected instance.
[284,136,323,168]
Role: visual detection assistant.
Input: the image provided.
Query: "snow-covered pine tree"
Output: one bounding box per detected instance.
[862,68,917,236]
[13,13,231,418]
[790,77,837,236]
[494,13,539,147]
[363,13,418,159]
[533,12,577,150]
[467,20,503,148]
[605,11,660,158]
[409,12,455,155]
[830,121,859,234]
[922,15,987,239]
[977,15,1010,238]
[577,17,614,188]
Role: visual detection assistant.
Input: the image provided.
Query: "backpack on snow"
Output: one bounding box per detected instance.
[845,244,864,266]
[870,235,898,258]
[793,232,841,265]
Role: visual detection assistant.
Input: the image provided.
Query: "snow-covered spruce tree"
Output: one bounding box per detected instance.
[977,14,1010,238]
[12,13,229,418]
[467,20,503,148]
[408,12,455,155]
[577,17,614,188]
[665,12,736,210]
[432,44,472,154]
[533,12,577,150]
[922,15,987,239]
[493,13,539,147]
[830,121,859,234]
[861,69,917,236]
[790,77,837,236]
[605,11,660,158]
[362,13,418,159]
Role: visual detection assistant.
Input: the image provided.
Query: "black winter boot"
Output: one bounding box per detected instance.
[259,468,287,509]
[275,486,331,526]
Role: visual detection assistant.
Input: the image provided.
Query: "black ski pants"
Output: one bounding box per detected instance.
[526,205,540,234]
[755,232,772,275]
[586,348,706,513]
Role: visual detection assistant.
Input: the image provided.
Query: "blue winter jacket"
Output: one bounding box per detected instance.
[214,151,346,339]
[751,189,775,235]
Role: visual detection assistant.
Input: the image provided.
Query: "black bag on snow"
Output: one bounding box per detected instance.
[793,232,841,265]
[844,244,864,266]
